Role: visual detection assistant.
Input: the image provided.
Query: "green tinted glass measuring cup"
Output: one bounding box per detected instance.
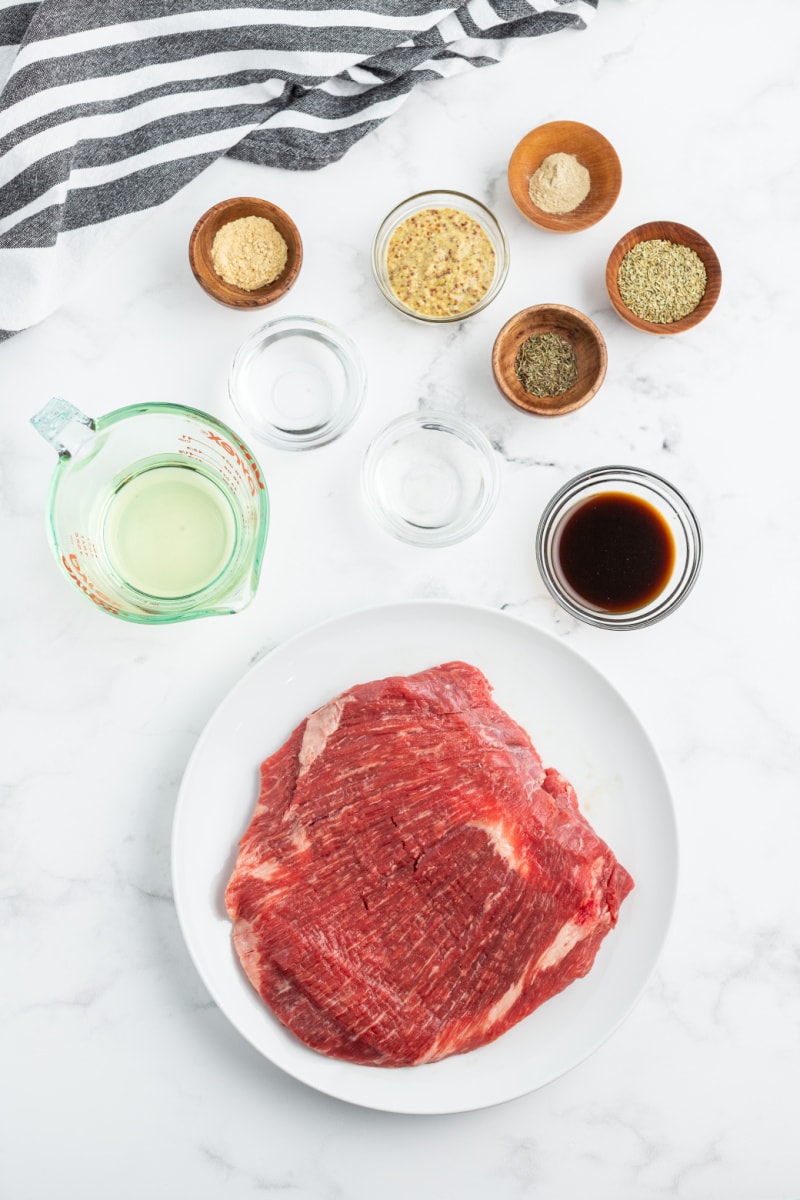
[32,399,269,623]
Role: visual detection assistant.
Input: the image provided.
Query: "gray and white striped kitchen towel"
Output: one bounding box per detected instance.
[0,0,596,341]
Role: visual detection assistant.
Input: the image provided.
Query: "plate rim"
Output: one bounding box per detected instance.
[171,599,678,1114]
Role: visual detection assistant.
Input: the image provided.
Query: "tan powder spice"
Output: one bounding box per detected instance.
[211,215,288,291]
[386,207,495,318]
[528,152,591,215]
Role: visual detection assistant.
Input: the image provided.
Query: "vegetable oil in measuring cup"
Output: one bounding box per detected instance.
[100,459,237,598]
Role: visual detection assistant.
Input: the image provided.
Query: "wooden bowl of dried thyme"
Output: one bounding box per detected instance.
[606,220,721,334]
[492,304,607,417]
[189,196,303,310]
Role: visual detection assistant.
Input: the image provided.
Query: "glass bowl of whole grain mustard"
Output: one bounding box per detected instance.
[371,190,509,323]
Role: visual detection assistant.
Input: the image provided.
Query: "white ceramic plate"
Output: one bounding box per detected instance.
[171,601,677,1114]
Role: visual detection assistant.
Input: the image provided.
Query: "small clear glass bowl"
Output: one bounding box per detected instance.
[228,316,366,450]
[536,466,703,630]
[371,190,509,323]
[362,410,500,547]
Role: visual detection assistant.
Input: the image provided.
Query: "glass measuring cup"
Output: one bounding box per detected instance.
[31,399,269,623]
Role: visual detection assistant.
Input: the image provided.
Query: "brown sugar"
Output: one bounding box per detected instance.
[211,215,288,291]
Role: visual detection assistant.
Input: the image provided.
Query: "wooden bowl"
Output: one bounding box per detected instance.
[188,196,303,309]
[508,121,622,233]
[492,304,607,416]
[605,220,722,334]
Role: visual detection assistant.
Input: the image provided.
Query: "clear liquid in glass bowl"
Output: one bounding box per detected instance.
[362,411,499,547]
[229,316,366,450]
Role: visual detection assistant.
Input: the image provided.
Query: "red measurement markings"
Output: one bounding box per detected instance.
[62,553,119,615]
[177,434,205,465]
[72,533,98,558]
[204,429,266,495]
[176,430,264,505]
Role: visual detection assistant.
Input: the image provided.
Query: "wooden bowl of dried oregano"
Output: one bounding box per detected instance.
[606,220,722,335]
[189,196,303,309]
[491,304,608,417]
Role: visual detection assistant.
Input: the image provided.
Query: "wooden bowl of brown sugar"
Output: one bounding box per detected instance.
[189,196,303,309]
[508,121,622,233]
[606,220,722,334]
[492,304,608,417]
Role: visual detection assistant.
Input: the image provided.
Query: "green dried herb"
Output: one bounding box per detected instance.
[617,239,707,324]
[514,332,578,397]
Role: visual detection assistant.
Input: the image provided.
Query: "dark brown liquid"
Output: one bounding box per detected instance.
[556,491,676,613]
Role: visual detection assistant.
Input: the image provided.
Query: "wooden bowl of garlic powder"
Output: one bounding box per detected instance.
[508,121,622,233]
[189,196,303,309]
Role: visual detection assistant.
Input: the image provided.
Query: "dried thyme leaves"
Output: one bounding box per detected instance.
[617,239,707,324]
[514,332,578,397]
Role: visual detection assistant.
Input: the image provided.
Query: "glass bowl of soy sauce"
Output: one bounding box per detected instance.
[536,466,702,630]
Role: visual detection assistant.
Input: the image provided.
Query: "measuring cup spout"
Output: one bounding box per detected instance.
[31,398,96,458]
[214,560,262,616]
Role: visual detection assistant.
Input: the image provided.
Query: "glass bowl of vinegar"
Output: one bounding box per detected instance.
[536,466,702,630]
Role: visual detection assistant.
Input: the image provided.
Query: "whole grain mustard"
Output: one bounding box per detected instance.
[386,207,495,318]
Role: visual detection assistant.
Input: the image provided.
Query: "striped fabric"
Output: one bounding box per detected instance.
[0,0,596,340]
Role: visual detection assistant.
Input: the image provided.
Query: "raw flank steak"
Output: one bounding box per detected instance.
[225,662,634,1066]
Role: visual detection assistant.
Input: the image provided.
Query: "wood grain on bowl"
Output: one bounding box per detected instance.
[189,196,303,310]
[605,220,722,334]
[508,121,622,233]
[492,304,607,416]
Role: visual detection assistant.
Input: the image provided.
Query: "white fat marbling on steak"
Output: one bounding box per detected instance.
[534,859,609,972]
[470,818,525,874]
[298,695,350,776]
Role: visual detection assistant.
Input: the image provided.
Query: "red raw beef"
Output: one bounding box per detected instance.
[225,662,634,1066]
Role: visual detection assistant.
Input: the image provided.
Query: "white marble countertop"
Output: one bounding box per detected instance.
[3,1,799,1196]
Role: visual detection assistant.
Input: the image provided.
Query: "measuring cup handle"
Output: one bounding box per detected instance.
[31,398,96,458]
